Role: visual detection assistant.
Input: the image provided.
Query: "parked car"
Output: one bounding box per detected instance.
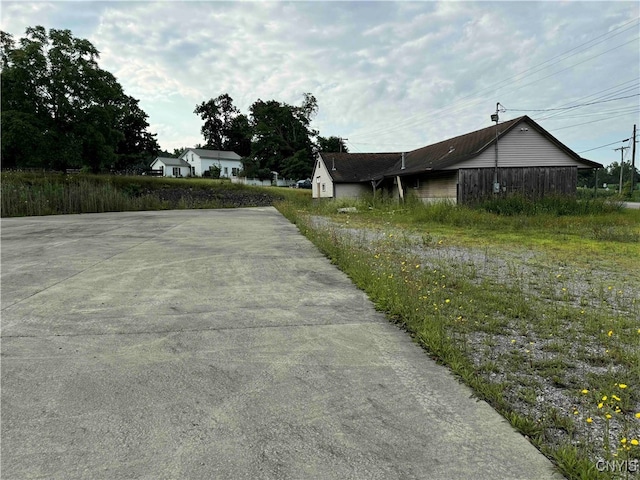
[296,179,312,189]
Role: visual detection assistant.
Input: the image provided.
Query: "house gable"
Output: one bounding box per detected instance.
[312,154,335,198]
[455,119,598,170]
[386,116,601,177]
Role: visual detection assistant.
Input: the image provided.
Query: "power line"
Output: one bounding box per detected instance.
[348,20,639,142]
[549,112,639,132]
[544,106,639,120]
[505,94,640,112]
[578,138,631,154]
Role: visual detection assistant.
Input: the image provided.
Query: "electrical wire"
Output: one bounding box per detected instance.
[578,138,631,154]
[348,20,639,142]
[548,111,638,132]
[505,94,640,112]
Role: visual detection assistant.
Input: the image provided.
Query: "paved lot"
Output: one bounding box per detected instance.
[1,208,561,479]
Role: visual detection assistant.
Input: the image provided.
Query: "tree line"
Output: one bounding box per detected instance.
[189,93,347,180]
[1,26,160,173]
[578,161,639,191]
[1,26,348,179]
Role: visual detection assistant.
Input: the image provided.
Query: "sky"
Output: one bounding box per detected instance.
[1,1,638,167]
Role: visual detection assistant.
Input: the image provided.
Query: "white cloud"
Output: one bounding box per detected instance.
[1,1,637,164]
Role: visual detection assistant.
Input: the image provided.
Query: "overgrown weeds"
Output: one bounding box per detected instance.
[1,172,294,217]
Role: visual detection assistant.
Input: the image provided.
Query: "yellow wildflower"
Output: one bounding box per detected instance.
[581,389,589,394]
[607,330,613,336]
[619,384,627,389]
[586,417,593,424]
[631,439,639,446]
[612,395,621,401]
[635,412,640,418]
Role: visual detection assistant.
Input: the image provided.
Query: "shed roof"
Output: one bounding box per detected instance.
[319,152,401,183]
[151,157,190,167]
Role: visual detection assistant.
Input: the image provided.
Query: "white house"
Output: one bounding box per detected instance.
[149,157,191,178]
[179,148,243,178]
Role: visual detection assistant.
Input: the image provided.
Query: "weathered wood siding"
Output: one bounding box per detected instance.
[410,171,458,203]
[458,166,578,203]
[454,120,584,169]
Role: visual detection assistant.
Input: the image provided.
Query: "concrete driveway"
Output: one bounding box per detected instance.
[1,208,561,479]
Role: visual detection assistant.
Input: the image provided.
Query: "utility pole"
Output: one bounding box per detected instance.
[491,103,504,194]
[631,124,637,195]
[614,146,629,194]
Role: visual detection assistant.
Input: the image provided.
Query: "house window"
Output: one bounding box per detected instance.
[224,167,228,176]
[191,166,195,176]
[322,183,326,192]
[173,167,180,177]
[232,167,239,176]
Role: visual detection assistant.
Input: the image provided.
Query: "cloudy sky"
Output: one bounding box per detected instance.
[1,1,638,166]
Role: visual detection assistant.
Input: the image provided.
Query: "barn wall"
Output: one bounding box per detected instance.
[458,166,578,203]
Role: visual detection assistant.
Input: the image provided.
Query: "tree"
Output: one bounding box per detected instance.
[172,147,187,158]
[226,113,252,157]
[1,26,158,172]
[194,93,251,155]
[246,93,318,180]
[113,95,160,172]
[317,135,348,153]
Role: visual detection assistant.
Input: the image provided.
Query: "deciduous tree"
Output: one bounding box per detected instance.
[0,26,158,172]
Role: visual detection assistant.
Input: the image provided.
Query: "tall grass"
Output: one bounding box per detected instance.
[1,172,290,217]
[479,194,625,216]
[1,172,164,216]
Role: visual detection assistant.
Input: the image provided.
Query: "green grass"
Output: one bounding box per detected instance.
[275,194,640,480]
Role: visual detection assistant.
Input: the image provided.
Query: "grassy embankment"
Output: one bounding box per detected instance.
[275,193,640,480]
[0,171,306,217]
